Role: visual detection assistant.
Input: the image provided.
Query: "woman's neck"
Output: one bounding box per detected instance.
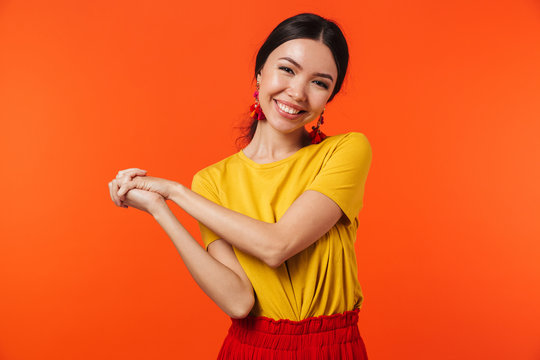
[242,121,311,162]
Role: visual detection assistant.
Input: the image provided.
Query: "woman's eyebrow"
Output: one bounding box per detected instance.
[278,57,334,83]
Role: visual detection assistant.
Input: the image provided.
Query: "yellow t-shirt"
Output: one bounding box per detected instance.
[190,132,372,321]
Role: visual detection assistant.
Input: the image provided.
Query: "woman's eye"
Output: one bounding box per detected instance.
[279,66,294,74]
[313,80,329,89]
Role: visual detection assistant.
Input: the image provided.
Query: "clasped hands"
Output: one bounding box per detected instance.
[107,168,179,215]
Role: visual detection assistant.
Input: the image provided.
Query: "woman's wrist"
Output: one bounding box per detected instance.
[149,198,170,218]
[169,182,188,204]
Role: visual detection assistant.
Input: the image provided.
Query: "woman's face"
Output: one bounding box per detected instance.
[257,38,338,137]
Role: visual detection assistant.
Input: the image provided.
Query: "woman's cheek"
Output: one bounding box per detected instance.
[269,75,288,91]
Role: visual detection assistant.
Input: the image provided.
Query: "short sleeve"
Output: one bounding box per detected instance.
[190,171,222,250]
[305,132,373,225]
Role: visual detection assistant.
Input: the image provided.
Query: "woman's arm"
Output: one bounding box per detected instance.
[169,184,343,268]
[114,133,371,269]
[151,202,255,319]
[114,173,343,268]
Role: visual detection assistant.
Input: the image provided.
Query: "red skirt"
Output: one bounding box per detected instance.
[217,308,368,359]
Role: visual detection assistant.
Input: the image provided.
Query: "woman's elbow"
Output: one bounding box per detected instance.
[262,237,287,269]
[228,292,255,319]
[264,255,284,269]
[229,307,251,320]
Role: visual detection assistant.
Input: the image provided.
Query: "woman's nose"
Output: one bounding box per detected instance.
[286,79,307,102]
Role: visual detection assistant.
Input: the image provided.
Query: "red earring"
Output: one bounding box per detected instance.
[250,82,266,120]
[309,109,327,144]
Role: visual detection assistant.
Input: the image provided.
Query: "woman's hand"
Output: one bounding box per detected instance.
[109,167,178,205]
[117,175,177,203]
[122,188,167,215]
[109,168,148,208]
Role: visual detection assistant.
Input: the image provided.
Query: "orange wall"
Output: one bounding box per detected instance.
[1,0,539,359]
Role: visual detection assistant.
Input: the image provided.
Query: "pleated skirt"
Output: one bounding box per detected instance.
[217,308,368,359]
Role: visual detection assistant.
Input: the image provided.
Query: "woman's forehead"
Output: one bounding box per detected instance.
[268,39,338,76]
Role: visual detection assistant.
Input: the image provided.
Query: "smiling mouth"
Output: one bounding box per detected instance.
[274,100,306,115]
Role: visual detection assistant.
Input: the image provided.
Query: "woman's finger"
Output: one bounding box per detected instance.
[115,171,136,187]
[118,168,146,175]
[127,169,147,181]
[109,180,129,208]
[108,181,115,205]
[116,173,131,186]
[110,179,119,206]
[117,180,135,199]
[116,171,146,191]
[111,179,123,207]
[109,181,122,207]
[117,170,147,194]
[117,168,147,179]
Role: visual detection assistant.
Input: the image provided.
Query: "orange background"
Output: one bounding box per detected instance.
[1,0,539,359]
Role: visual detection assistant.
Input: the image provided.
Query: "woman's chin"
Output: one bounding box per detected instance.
[268,123,305,136]
[265,117,310,135]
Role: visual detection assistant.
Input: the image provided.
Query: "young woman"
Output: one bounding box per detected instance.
[108,13,372,359]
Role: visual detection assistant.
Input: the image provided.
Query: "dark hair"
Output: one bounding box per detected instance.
[235,13,350,149]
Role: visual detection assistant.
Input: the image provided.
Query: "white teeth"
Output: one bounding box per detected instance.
[277,101,300,114]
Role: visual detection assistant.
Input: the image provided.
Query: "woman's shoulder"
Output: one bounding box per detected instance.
[331,131,369,140]
[323,131,371,149]
[315,132,372,166]
[193,151,242,181]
